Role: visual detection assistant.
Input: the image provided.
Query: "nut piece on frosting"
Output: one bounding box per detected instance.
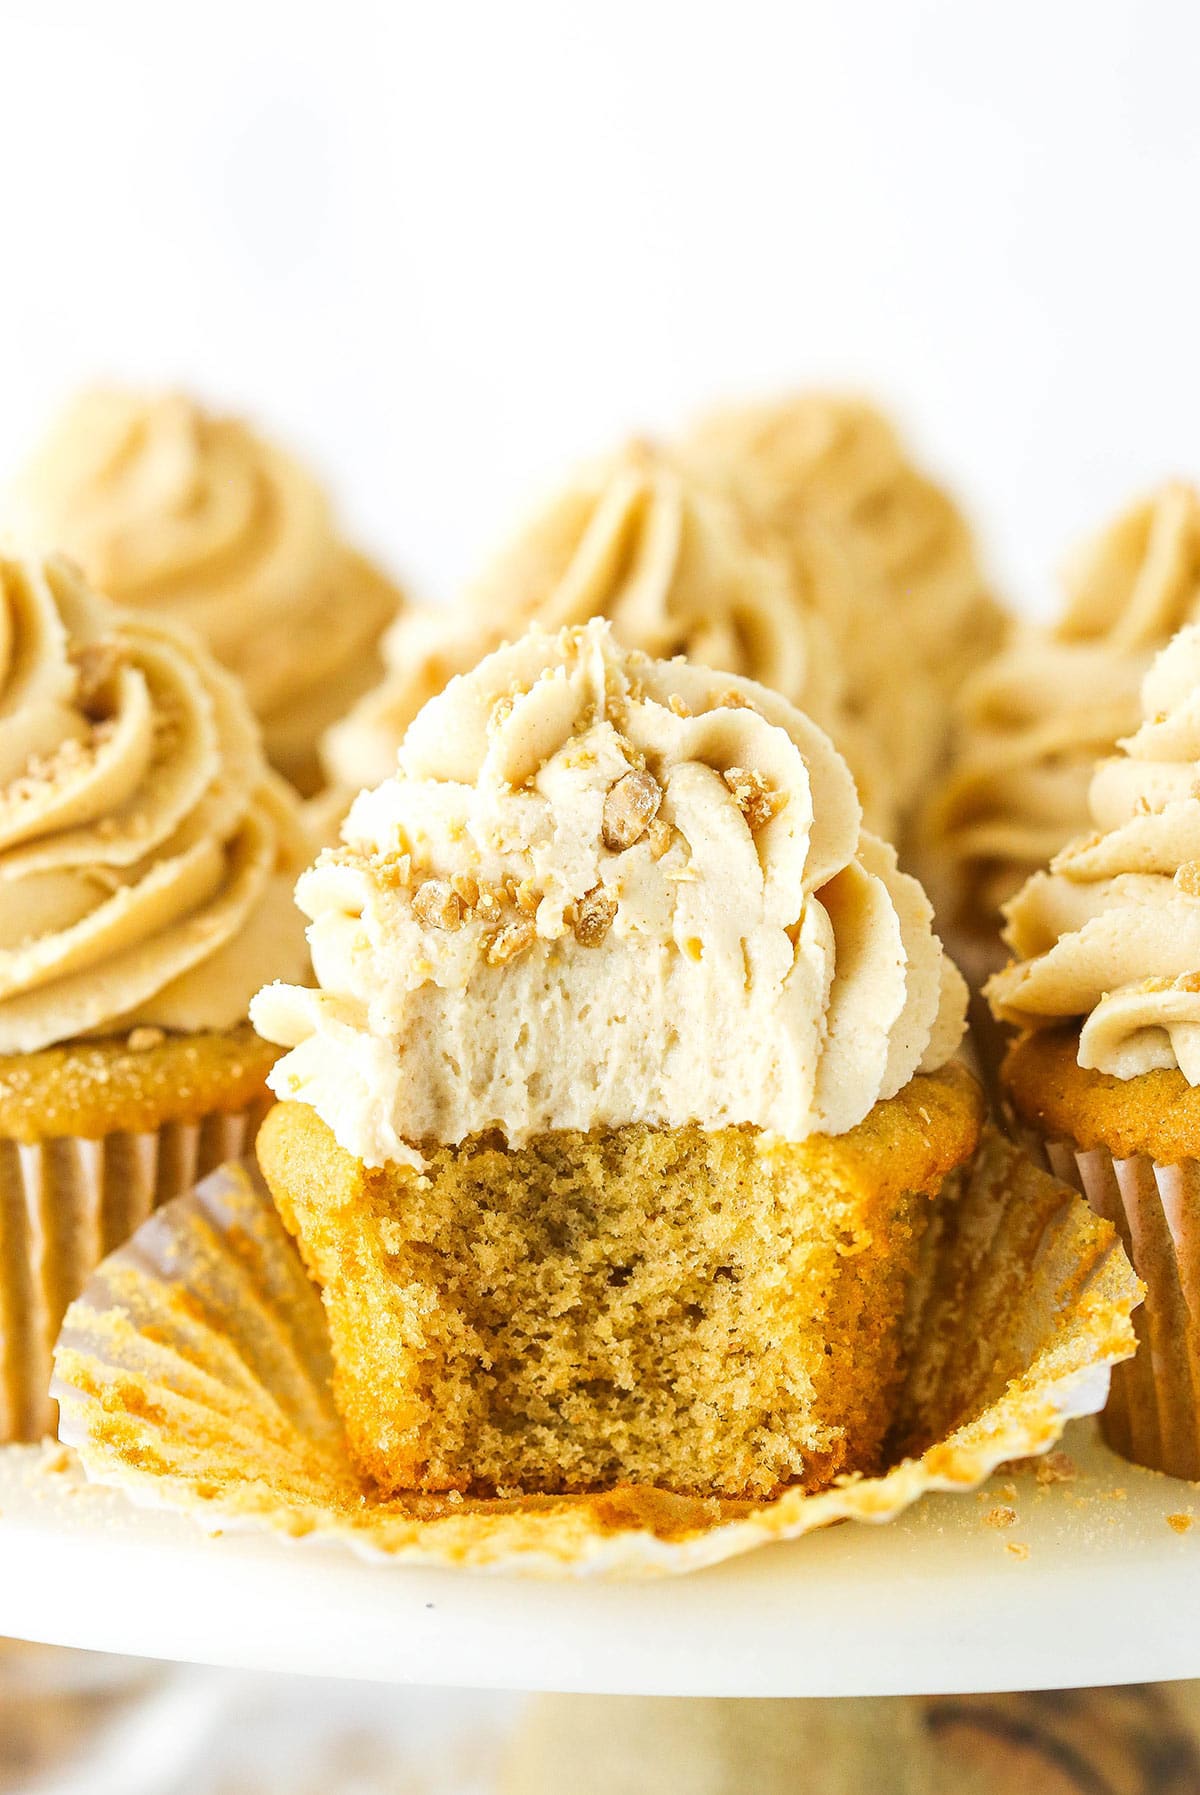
[254,618,965,1173]
[5,387,403,794]
[0,550,311,1056]
[320,440,894,836]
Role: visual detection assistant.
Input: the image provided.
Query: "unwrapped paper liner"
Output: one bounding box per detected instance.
[51,1130,1139,1577]
[1,1101,270,1443]
[1018,1128,1200,1481]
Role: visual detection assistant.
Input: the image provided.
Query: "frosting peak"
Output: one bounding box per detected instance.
[988,622,1200,1081]
[6,388,401,788]
[254,621,965,1168]
[0,551,310,1052]
[321,442,892,833]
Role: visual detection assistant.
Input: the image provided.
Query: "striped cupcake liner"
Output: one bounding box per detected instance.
[0,1100,271,1443]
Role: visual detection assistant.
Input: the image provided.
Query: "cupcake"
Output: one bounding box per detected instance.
[253,619,978,1501]
[0,549,310,1440]
[989,620,1200,1477]
[922,481,1200,957]
[5,387,403,794]
[322,440,895,836]
[680,392,1008,811]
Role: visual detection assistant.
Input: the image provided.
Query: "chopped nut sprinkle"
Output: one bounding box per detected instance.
[645,816,673,860]
[602,769,662,851]
[667,694,691,718]
[484,918,537,965]
[718,688,752,710]
[373,851,413,890]
[515,877,541,917]
[412,879,466,931]
[574,885,618,947]
[723,766,786,832]
[450,871,479,910]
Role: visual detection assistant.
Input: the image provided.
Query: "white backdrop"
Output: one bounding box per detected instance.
[2,0,1198,620]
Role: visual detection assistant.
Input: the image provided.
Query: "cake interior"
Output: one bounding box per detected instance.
[258,1067,980,1501]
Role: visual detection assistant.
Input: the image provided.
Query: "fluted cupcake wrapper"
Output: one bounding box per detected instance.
[1018,1130,1200,1480]
[50,1129,1140,1577]
[0,1101,271,1444]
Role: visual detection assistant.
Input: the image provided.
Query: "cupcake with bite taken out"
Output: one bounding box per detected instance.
[254,619,978,1501]
[0,549,310,1441]
[990,620,1200,1477]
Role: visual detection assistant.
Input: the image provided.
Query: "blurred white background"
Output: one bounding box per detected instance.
[2,0,1199,619]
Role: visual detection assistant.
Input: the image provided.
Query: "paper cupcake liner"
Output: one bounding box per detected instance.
[1017,1127,1200,1480]
[49,1128,1138,1577]
[0,1100,271,1445]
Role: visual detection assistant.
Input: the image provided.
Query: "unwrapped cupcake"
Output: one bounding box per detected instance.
[322,440,894,835]
[989,619,1200,1478]
[5,387,403,794]
[253,619,978,1501]
[0,548,310,1440]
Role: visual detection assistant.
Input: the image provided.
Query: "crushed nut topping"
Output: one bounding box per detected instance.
[484,918,537,965]
[373,851,414,890]
[667,694,691,719]
[1177,863,1200,899]
[723,766,786,832]
[573,884,617,947]
[514,877,541,917]
[718,688,752,710]
[450,871,479,909]
[602,768,662,851]
[412,878,466,930]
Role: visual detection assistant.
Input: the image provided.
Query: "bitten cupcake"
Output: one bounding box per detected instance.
[989,621,1200,1477]
[680,392,1008,811]
[254,619,978,1501]
[6,387,403,794]
[0,549,310,1441]
[322,440,893,835]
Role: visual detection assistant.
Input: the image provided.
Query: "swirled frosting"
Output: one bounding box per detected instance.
[6,388,401,789]
[0,550,310,1053]
[681,394,1008,805]
[322,442,893,834]
[924,482,1200,931]
[988,622,1200,1082]
[254,620,965,1169]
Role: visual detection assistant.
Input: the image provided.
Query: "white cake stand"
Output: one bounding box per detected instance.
[0,1417,1196,1697]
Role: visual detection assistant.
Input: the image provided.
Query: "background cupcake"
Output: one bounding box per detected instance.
[990,620,1200,1477]
[0,549,310,1440]
[324,438,894,833]
[4,387,404,794]
[680,392,1009,815]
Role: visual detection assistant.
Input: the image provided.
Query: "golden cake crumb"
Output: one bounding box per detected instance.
[1167,1512,1194,1534]
[984,1505,1017,1528]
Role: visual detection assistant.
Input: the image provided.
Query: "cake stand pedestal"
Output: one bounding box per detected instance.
[0,1418,1196,1697]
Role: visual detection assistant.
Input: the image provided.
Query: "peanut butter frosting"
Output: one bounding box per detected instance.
[988,622,1200,1081]
[6,388,401,787]
[0,550,310,1053]
[680,394,1008,805]
[924,482,1200,931]
[254,620,966,1169]
[322,442,893,834]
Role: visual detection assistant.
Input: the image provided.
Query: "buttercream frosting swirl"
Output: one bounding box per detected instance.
[323,441,891,831]
[6,388,401,787]
[255,619,965,1169]
[681,394,1008,806]
[0,550,310,1053]
[988,622,1200,1082]
[924,483,1200,930]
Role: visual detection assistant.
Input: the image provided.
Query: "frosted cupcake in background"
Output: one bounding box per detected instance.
[989,620,1200,1478]
[255,619,977,1502]
[323,439,895,836]
[680,392,1009,815]
[0,550,310,1441]
[5,388,404,794]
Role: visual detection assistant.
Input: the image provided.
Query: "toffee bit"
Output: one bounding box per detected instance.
[412,878,465,931]
[718,687,752,710]
[602,769,662,851]
[723,766,786,832]
[484,918,537,965]
[450,871,479,910]
[667,694,692,718]
[515,877,541,917]
[373,851,413,891]
[573,884,617,947]
[645,815,673,861]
